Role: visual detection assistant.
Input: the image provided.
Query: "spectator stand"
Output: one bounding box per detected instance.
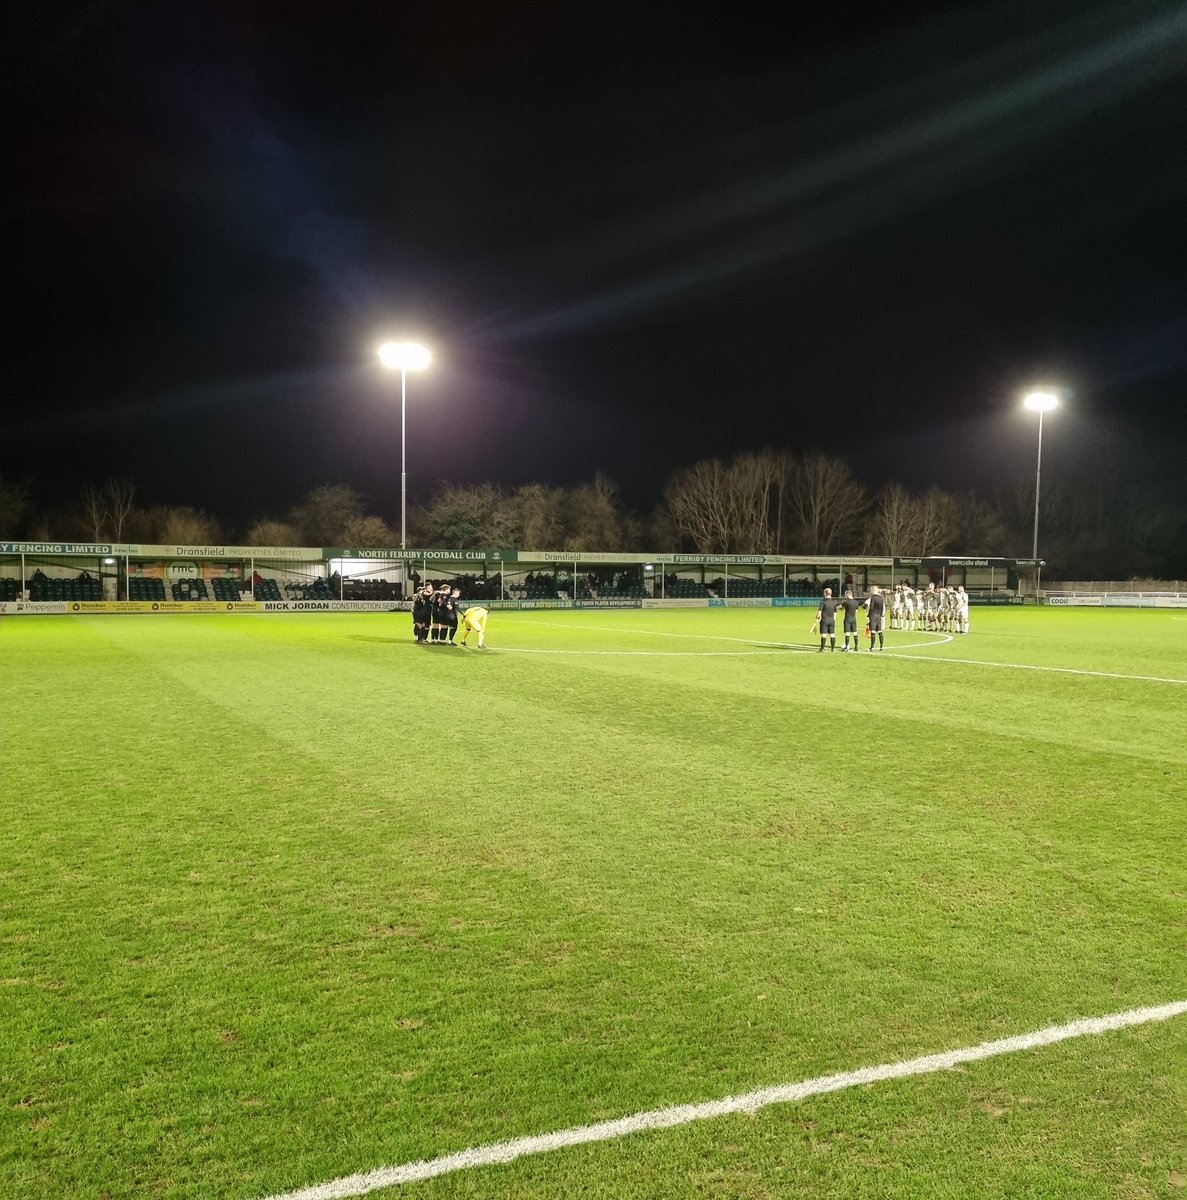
[2,544,1038,612]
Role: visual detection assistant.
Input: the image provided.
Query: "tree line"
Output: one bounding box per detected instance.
[2,445,1183,577]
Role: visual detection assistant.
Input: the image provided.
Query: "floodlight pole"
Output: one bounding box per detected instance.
[401,365,408,552]
[1032,407,1044,562]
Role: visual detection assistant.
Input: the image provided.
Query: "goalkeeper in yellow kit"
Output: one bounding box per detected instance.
[459,604,490,648]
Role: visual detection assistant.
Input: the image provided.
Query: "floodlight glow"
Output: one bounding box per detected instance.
[104,557,116,564]
[1023,391,1058,412]
[378,341,431,371]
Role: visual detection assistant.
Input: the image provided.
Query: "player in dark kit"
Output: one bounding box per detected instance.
[411,583,433,643]
[839,589,864,652]
[816,588,840,652]
[429,585,450,643]
[444,587,462,644]
[863,585,887,650]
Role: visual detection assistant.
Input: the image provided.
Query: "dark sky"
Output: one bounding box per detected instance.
[7,0,1187,526]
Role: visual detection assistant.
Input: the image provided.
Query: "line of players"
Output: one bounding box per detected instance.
[411,584,490,647]
[891,582,971,634]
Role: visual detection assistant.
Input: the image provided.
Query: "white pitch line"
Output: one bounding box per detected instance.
[260,999,1187,1200]
[528,619,953,653]
[883,650,1187,686]
[501,648,790,657]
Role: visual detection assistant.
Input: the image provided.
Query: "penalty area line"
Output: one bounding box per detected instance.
[259,999,1187,1200]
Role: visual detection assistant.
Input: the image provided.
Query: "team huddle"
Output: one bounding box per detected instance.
[411,584,490,647]
[890,582,971,633]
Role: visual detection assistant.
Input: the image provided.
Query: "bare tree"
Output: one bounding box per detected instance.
[102,479,137,540]
[915,488,956,556]
[288,485,366,545]
[782,452,866,553]
[245,519,301,546]
[867,482,921,555]
[727,452,779,552]
[663,458,732,552]
[152,506,222,544]
[565,474,633,551]
[950,493,1008,554]
[423,483,518,548]
[662,452,785,552]
[80,484,109,541]
[342,514,394,547]
[0,476,31,535]
[511,483,566,549]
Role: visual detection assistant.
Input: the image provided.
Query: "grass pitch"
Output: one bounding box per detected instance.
[2,607,1185,1199]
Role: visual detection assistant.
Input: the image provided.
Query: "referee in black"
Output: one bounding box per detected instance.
[840,588,864,652]
[864,585,887,650]
[816,588,840,652]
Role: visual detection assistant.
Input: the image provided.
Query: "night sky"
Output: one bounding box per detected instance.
[8,0,1187,526]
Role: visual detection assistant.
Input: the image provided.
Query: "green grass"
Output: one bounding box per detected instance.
[2,607,1185,1199]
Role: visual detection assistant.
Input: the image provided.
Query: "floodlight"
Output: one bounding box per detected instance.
[378,342,431,371]
[1023,391,1058,412]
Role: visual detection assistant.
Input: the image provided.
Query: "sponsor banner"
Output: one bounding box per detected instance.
[573,599,643,609]
[970,595,1025,605]
[475,599,572,610]
[63,601,263,614]
[772,597,819,607]
[519,550,656,565]
[642,598,710,609]
[261,600,412,612]
[894,556,1043,570]
[1155,596,1187,608]
[673,553,769,565]
[330,548,494,561]
[709,597,772,608]
[159,545,320,560]
[1,601,69,614]
[485,599,571,610]
[332,600,412,611]
[1046,595,1103,607]
[1,542,141,556]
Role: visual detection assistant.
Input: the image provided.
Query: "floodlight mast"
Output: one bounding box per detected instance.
[378,342,432,552]
[1022,390,1059,567]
